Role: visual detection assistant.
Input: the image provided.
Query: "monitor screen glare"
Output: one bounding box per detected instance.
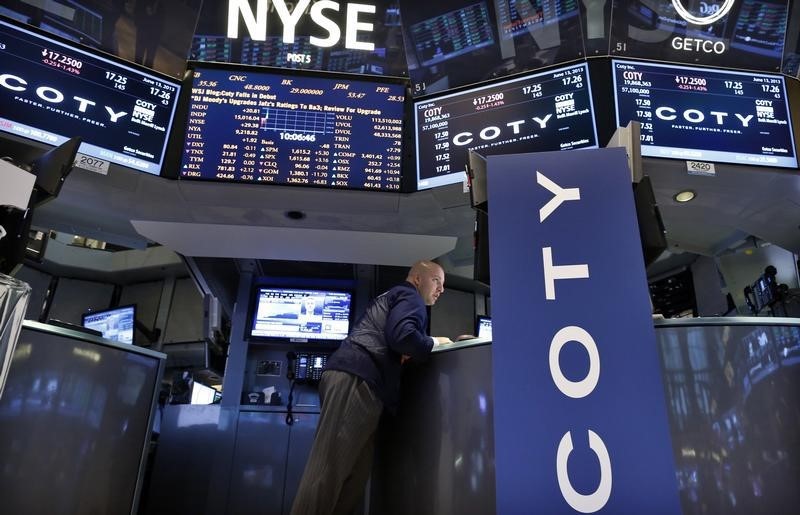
[250,288,351,341]
[82,306,135,345]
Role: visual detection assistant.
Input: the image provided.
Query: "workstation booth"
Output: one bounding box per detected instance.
[1,1,800,514]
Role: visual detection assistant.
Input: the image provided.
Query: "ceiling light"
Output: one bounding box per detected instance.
[673,190,696,203]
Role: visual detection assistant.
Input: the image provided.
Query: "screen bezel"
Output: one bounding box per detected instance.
[0,15,184,177]
[81,304,137,345]
[174,60,416,192]
[246,283,355,345]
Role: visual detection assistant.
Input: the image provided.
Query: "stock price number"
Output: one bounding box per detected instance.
[522,83,543,97]
[675,75,706,86]
[724,80,744,95]
[105,71,128,90]
[150,86,173,105]
[473,93,504,106]
[41,48,83,69]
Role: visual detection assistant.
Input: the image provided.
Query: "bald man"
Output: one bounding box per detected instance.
[291,261,451,515]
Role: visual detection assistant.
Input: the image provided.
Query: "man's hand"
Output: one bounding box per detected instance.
[433,336,452,345]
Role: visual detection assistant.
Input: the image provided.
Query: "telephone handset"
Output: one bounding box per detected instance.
[294,352,328,382]
[284,351,329,426]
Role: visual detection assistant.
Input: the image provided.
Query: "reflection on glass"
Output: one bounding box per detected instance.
[657,323,800,514]
[0,273,30,398]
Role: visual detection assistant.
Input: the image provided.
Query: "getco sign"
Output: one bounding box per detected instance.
[669,0,736,54]
[227,0,377,51]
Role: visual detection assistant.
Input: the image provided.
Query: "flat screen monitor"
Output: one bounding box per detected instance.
[477,315,492,339]
[249,287,352,342]
[612,59,798,168]
[414,61,599,190]
[178,63,407,191]
[408,2,496,67]
[0,322,163,514]
[82,305,136,345]
[0,17,182,176]
[190,382,218,405]
[401,0,586,97]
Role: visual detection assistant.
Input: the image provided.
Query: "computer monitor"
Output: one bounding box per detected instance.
[81,305,136,345]
[476,315,492,340]
[190,382,218,405]
[248,287,352,343]
[0,18,183,176]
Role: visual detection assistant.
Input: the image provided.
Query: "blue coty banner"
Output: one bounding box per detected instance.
[488,148,681,514]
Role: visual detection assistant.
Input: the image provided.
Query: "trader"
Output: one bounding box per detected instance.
[291,260,451,515]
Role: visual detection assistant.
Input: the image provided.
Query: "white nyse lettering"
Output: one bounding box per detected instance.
[542,247,589,300]
[345,3,375,51]
[228,0,268,40]
[310,0,341,47]
[537,171,580,222]
[274,0,311,43]
[227,0,376,50]
[557,430,613,513]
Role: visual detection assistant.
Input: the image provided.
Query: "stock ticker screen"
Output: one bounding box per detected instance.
[179,66,407,190]
[0,18,181,175]
[612,59,798,168]
[414,62,598,190]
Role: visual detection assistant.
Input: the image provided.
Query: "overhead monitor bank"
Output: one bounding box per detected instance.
[0,18,182,176]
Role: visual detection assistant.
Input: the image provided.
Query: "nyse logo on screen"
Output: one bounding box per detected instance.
[227,0,377,51]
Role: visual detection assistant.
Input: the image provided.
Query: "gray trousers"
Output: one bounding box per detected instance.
[290,370,384,515]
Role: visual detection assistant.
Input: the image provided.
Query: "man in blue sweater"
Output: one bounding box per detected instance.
[291,260,451,515]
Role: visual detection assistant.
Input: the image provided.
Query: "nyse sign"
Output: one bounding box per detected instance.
[227,0,377,50]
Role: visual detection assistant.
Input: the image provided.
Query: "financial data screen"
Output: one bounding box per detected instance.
[179,66,407,190]
[0,19,181,175]
[414,62,598,190]
[250,288,352,341]
[612,59,797,168]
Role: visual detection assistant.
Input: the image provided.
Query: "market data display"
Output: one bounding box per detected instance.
[612,59,797,168]
[180,67,406,190]
[0,19,181,175]
[414,62,598,190]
